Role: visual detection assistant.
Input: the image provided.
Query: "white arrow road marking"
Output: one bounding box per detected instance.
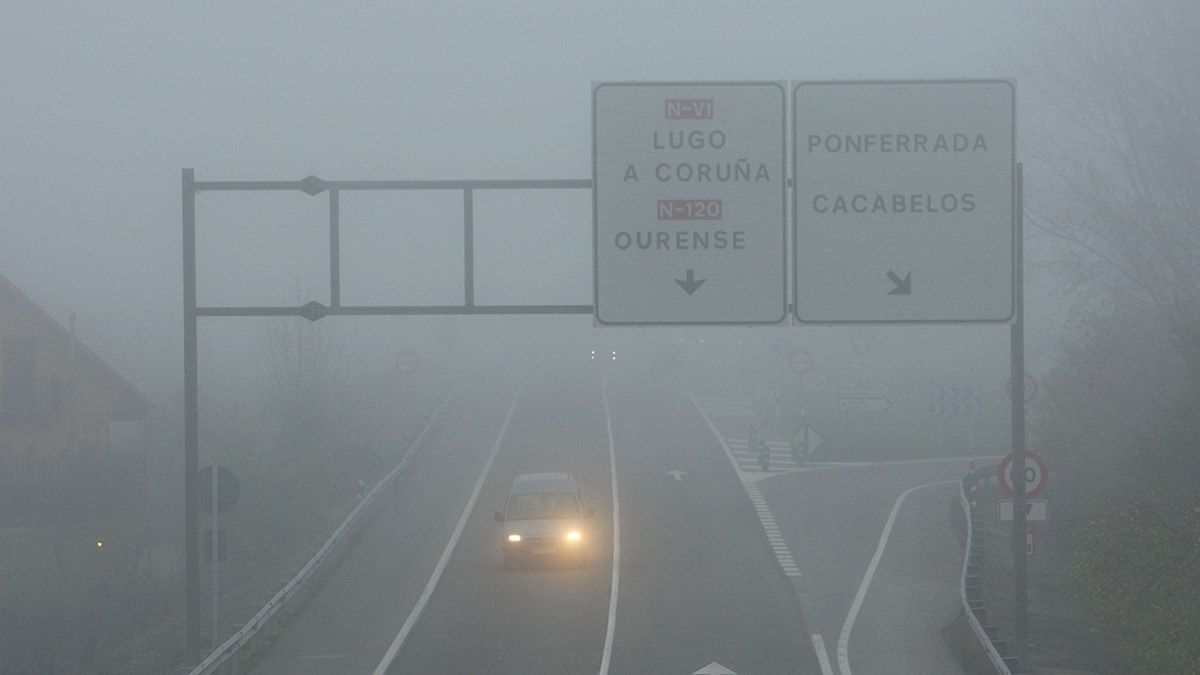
[372,382,527,675]
[836,479,959,675]
[666,469,687,481]
[693,661,736,675]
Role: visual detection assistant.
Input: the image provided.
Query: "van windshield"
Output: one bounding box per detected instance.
[506,492,580,520]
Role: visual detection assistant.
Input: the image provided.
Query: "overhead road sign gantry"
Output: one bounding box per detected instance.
[793,80,1015,323]
[593,82,787,324]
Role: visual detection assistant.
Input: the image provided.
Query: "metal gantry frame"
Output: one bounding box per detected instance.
[182,165,1028,666]
[181,169,593,654]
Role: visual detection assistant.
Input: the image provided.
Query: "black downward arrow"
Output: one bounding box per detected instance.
[675,269,706,295]
[887,271,911,295]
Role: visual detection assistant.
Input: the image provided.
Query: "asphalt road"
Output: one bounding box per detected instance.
[249,369,526,675]
[693,394,977,674]
[249,363,974,675]
[758,462,969,675]
[605,372,819,674]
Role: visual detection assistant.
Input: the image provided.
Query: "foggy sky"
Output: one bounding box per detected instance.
[1,2,1055,402]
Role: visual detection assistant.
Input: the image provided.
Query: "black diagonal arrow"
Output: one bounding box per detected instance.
[886,270,911,295]
[675,269,706,296]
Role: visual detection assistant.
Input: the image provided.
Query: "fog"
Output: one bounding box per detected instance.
[1,1,1048,402]
[4,2,1197,674]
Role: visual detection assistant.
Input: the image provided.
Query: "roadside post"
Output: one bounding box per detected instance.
[200,465,239,649]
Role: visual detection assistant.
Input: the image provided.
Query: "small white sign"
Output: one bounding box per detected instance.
[594,82,787,324]
[999,499,1048,522]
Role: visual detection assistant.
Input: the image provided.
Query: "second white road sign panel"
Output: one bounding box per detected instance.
[793,80,1015,323]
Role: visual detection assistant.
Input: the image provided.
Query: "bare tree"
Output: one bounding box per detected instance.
[257,307,349,462]
[1023,6,1200,671]
[1026,1,1200,367]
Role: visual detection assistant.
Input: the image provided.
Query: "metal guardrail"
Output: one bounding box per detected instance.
[187,383,460,675]
[959,465,1015,675]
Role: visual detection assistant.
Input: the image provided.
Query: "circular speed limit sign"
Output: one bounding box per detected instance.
[788,349,813,374]
[396,350,421,374]
[998,451,1048,498]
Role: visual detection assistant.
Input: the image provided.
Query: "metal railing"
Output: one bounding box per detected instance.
[186,382,459,675]
[959,465,1018,674]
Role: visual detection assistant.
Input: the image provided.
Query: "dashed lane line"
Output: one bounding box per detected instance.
[811,634,836,675]
[688,392,803,579]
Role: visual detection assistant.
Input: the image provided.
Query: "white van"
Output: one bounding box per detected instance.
[494,472,595,570]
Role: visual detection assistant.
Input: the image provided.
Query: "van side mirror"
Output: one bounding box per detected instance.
[494,512,504,523]
[586,509,596,519]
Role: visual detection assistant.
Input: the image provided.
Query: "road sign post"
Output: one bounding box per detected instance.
[211,466,219,649]
[793,80,1015,323]
[1010,163,1028,667]
[593,82,787,324]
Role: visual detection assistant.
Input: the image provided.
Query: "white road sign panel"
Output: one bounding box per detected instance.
[594,82,787,324]
[999,499,1048,522]
[793,80,1015,323]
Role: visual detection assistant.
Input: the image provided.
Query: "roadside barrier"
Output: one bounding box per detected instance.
[959,464,1027,674]
[186,383,459,675]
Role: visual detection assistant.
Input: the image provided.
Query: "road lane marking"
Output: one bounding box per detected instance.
[371,382,527,675]
[688,391,803,578]
[836,479,958,675]
[598,374,621,675]
[811,635,835,675]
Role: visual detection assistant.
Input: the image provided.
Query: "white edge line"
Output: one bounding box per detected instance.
[597,374,621,675]
[686,390,803,583]
[371,382,527,675]
[811,634,836,675]
[835,479,958,675]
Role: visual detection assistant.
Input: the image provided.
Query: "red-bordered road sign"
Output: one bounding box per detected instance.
[999,451,1048,498]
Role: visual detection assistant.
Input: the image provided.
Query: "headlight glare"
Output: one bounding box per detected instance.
[507,533,521,542]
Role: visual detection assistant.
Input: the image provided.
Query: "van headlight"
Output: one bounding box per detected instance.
[565,531,582,542]
[507,533,521,542]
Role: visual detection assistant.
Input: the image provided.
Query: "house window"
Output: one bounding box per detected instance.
[2,337,36,415]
